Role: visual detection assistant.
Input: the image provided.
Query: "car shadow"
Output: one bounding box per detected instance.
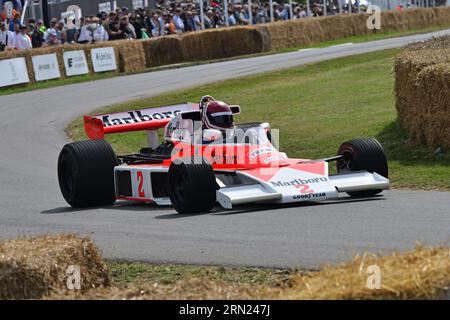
[40,201,174,215]
[212,195,385,216]
[41,195,385,217]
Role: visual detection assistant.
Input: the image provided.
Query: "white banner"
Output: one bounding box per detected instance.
[99,2,112,13]
[0,58,30,88]
[133,0,144,9]
[5,1,14,19]
[32,53,61,82]
[91,47,117,73]
[63,50,89,76]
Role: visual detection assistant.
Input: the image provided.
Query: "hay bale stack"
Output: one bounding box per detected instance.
[0,234,110,299]
[179,27,266,62]
[112,40,146,73]
[414,63,450,148]
[264,7,450,51]
[279,245,450,300]
[395,37,450,149]
[142,36,184,68]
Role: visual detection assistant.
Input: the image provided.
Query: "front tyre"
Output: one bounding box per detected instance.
[337,138,388,197]
[168,158,217,214]
[58,139,118,208]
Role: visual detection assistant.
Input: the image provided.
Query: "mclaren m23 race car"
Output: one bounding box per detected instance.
[58,96,390,214]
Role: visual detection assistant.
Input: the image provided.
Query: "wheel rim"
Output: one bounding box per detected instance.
[337,151,353,173]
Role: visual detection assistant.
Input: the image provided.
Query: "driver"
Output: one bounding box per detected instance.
[201,100,235,131]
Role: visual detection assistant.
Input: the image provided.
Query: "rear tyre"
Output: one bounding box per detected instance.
[337,138,388,197]
[58,140,118,208]
[168,158,217,214]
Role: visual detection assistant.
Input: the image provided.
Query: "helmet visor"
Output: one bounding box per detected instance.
[208,113,234,128]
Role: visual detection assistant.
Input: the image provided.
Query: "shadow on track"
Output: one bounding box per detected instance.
[212,195,385,216]
[41,195,385,217]
[154,195,385,219]
[40,201,174,214]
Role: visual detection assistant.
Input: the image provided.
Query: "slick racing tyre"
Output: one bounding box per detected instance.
[168,158,217,214]
[337,138,388,197]
[58,139,118,208]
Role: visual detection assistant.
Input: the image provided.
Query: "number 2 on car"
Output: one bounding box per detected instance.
[137,171,145,197]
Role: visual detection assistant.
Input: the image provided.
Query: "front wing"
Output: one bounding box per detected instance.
[114,162,389,209]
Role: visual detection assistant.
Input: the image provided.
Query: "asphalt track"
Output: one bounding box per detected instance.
[0,30,449,268]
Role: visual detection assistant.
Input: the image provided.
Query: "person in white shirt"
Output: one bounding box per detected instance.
[191,11,201,31]
[92,24,109,42]
[0,21,16,51]
[78,18,93,43]
[15,25,32,50]
[91,17,109,42]
[44,18,58,44]
[172,8,185,34]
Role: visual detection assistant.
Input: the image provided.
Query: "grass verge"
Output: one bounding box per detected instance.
[1,25,450,97]
[68,48,450,190]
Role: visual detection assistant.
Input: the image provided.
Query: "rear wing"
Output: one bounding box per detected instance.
[84,103,199,140]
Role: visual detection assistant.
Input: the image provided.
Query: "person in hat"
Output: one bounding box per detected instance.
[15,24,32,50]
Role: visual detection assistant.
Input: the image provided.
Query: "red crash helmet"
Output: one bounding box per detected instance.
[203,101,234,130]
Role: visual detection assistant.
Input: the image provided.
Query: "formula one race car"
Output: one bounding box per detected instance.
[58,96,389,214]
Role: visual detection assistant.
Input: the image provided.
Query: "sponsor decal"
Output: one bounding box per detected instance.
[249,147,273,159]
[9,61,17,80]
[96,52,113,62]
[210,154,241,165]
[64,51,89,77]
[32,54,61,81]
[271,177,328,187]
[293,193,326,200]
[91,47,117,72]
[102,110,182,127]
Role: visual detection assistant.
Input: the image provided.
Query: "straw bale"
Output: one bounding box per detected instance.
[0,234,110,299]
[394,37,450,149]
[142,36,184,68]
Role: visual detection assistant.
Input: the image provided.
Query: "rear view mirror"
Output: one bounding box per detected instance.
[230,105,241,115]
[181,110,202,121]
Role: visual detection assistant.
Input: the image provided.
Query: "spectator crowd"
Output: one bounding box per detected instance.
[0,0,388,52]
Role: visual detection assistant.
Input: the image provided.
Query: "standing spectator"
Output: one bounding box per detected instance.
[44,18,58,44]
[31,19,44,48]
[158,12,167,36]
[119,15,137,39]
[150,13,161,37]
[227,7,237,26]
[172,8,184,34]
[92,17,109,42]
[0,21,15,51]
[281,4,290,20]
[78,17,92,43]
[191,10,201,31]
[108,13,123,41]
[65,19,78,44]
[204,10,214,29]
[130,14,143,39]
[56,20,66,44]
[15,24,32,50]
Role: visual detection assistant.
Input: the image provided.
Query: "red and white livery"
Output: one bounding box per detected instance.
[58,96,390,214]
